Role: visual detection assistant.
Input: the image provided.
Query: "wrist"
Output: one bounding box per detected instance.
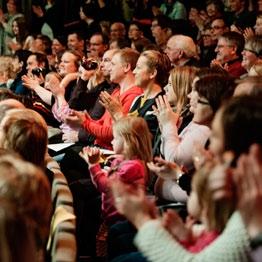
[133,213,153,229]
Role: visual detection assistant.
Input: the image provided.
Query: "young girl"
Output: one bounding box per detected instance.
[162,162,234,253]
[80,116,152,257]
[81,116,153,226]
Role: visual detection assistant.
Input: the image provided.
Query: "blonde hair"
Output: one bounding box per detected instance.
[113,116,152,178]
[0,56,20,80]
[140,50,171,87]
[192,163,235,232]
[249,60,262,76]
[169,66,198,113]
[0,152,51,261]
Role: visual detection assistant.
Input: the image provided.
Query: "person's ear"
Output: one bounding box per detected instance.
[124,62,131,73]
[150,68,157,80]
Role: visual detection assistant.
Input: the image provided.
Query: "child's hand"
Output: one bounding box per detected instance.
[80,146,101,165]
[162,209,192,242]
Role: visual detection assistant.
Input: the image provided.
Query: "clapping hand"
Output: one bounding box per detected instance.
[80,146,101,165]
[153,95,180,129]
[99,91,123,120]
[64,110,90,129]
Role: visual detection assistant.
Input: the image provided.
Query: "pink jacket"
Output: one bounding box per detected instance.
[89,157,146,225]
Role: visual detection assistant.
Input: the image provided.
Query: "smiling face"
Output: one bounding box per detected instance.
[128,24,142,40]
[215,37,236,64]
[192,93,213,125]
[12,20,19,35]
[133,55,153,88]
[58,52,78,77]
[109,53,126,84]
[241,44,259,71]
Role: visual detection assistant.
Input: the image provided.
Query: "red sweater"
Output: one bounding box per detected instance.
[83,86,143,149]
[89,157,146,225]
[180,230,219,253]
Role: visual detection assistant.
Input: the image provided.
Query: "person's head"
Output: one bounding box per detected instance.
[165,66,198,110]
[0,152,51,255]
[12,16,28,40]
[206,0,224,20]
[254,15,262,36]
[234,76,262,96]
[58,50,81,77]
[131,38,152,53]
[128,22,144,41]
[0,109,48,168]
[227,0,245,13]
[133,50,171,88]
[100,49,118,78]
[188,163,234,231]
[189,67,229,113]
[67,32,85,53]
[210,18,228,41]
[51,36,67,55]
[109,48,139,84]
[79,2,96,20]
[112,116,152,164]
[31,34,52,55]
[0,56,20,83]
[26,52,49,75]
[241,36,262,71]
[201,27,217,47]
[165,35,198,66]
[192,74,236,126]
[210,95,262,160]
[110,22,126,41]
[6,0,20,14]
[88,32,109,59]
[151,15,172,47]
[215,31,245,64]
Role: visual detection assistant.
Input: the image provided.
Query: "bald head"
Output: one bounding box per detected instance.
[110,22,126,41]
[165,35,197,65]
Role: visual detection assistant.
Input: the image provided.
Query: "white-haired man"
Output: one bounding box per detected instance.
[165,34,199,67]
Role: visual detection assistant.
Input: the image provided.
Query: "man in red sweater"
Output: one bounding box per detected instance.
[65,48,143,149]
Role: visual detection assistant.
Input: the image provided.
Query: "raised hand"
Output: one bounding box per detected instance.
[147,157,183,180]
[110,179,158,228]
[64,110,89,129]
[162,209,192,242]
[22,75,41,90]
[153,95,180,127]
[234,144,262,237]
[79,146,101,165]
